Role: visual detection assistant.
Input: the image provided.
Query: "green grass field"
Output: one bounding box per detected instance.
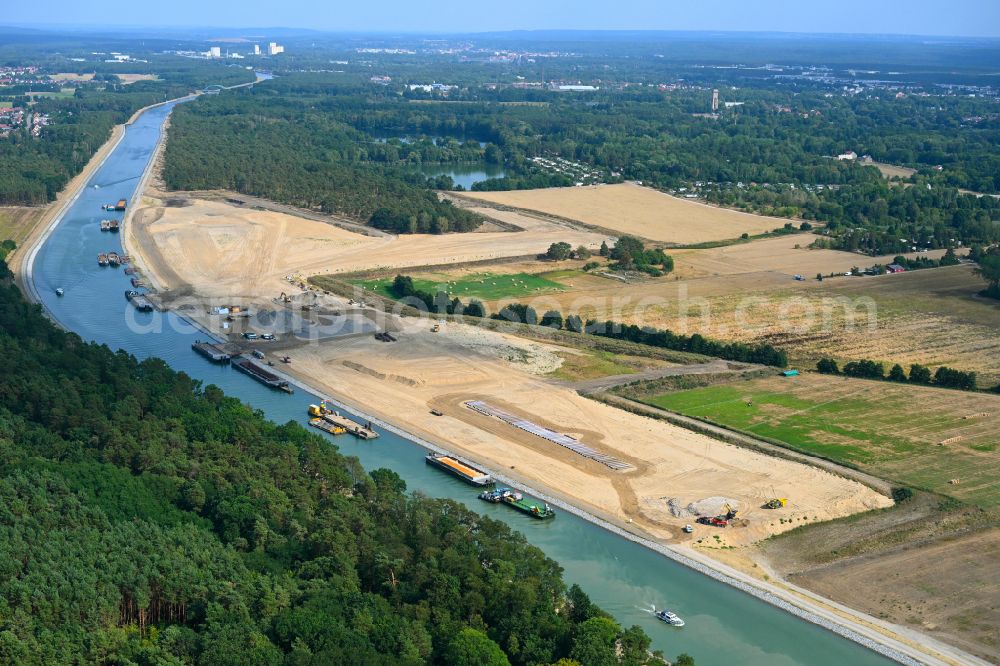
[641,374,1000,507]
[0,101,12,108]
[350,271,566,301]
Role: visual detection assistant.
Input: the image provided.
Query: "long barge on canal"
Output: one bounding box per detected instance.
[233,358,293,393]
[308,402,379,439]
[191,340,231,363]
[124,290,154,312]
[425,453,494,486]
[479,487,555,520]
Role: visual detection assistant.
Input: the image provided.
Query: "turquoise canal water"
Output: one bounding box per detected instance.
[28,99,896,666]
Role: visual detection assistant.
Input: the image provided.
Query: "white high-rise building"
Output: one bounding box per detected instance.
[267,42,285,56]
[209,46,222,58]
[253,44,261,55]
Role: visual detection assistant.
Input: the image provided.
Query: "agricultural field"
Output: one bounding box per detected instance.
[639,373,1000,507]
[500,256,1000,385]
[869,161,917,180]
[462,181,786,244]
[0,207,44,246]
[349,271,568,301]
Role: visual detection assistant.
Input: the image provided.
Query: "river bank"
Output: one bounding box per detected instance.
[17,89,985,666]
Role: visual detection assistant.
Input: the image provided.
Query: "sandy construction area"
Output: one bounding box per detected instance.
[461,182,787,244]
[128,195,608,301]
[278,318,890,546]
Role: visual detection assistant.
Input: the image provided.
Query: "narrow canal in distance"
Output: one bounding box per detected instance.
[28,98,896,666]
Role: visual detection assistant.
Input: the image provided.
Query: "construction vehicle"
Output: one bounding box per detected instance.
[431,324,440,333]
[696,516,729,527]
[696,503,739,528]
[763,498,788,509]
[278,292,292,303]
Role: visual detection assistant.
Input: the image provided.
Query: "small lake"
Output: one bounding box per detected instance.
[413,163,505,189]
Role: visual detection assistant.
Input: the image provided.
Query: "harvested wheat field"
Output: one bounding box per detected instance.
[48,72,96,83]
[869,161,918,180]
[669,234,960,279]
[0,207,46,246]
[643,372,1000,507]
[468,245,996,383]
[278,319,890,546]
[462,182,786,244]
[117,73,159,84]
[127,196,607,300]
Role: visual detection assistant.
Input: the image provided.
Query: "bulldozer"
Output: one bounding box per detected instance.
[763,498,788,509]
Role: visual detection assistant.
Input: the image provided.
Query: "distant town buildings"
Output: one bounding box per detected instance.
[209,46,222,58]
[267,42,285,56]
[253,44,261,55]
[712,89,719,112]
[0,108,48,139]
[408,83,455,92]
[837,151,859,161]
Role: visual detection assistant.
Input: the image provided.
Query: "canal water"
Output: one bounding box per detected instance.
[29,99,895,666]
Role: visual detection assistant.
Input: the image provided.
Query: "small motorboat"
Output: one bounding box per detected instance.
[55,288,64,297]
[654,609,685,627]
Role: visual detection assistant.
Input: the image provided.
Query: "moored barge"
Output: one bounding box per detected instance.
[425,453,493,486]
[191,340,231,363]
[233,358,293,393]
[478,487,555,520]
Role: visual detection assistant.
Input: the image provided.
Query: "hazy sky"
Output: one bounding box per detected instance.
[8,0,1000,36]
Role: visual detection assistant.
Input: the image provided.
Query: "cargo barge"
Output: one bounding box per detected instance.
[191,340,231,363]
[97,253,108,266]
[309,418,346,436]
[233,358,293,393]
[478,487,555,520]
[425,453,494,486]
[124,290,154,312]
[107,252,121,267]
[308,402,379,439]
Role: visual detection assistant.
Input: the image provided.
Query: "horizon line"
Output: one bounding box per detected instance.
[3,23,1000,41]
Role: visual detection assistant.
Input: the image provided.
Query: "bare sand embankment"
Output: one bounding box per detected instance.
[128,195,609,300]
[276,319,891,546]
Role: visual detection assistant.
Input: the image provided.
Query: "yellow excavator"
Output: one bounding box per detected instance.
[763,498,788,509]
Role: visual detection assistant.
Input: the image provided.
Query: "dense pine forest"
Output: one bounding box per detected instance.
[0,255,664,665]
[162,89,484,234]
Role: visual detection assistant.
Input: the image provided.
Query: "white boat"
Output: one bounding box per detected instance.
[55,288,64,297]
[654,609,685,627]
